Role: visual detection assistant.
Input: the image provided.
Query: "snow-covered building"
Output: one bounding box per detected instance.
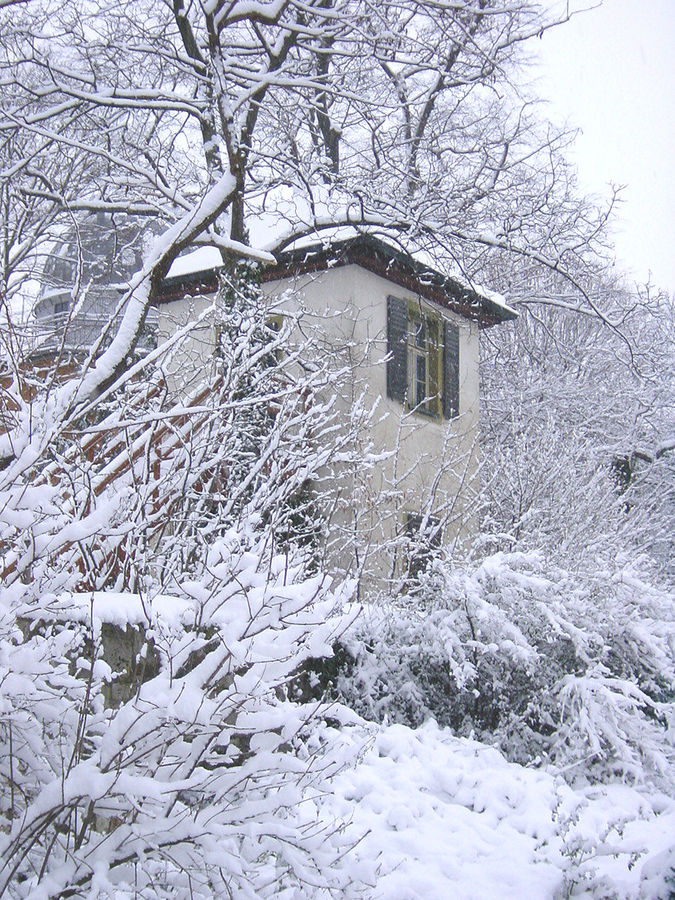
[31,213,158,357]
[156,234,516,587]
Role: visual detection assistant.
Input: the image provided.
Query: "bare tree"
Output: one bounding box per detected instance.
[4,3,667,891]
[0,277,373,897]
[480,268,675,581]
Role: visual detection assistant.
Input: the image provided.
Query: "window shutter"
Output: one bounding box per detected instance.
[387,295,408,404]
[443,320,459,419]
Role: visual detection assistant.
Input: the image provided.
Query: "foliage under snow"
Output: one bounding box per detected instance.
[332,551,675,787]
[329,720,675,900]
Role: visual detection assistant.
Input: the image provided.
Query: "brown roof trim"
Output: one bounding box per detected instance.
[157,267,221,303]
[156,235,515,327]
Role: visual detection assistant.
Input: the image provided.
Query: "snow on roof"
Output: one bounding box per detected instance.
[267,233,517,325]
[163,228,516,325]
[166,246,224,279]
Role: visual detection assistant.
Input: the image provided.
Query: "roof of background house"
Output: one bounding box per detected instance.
[157,234,517,328]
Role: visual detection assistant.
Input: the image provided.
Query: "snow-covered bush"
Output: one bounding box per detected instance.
[480,281,675,586]
[0,270,369,897]
[333,552,675,786]
[0,537,363,898]
[324,719,675,899]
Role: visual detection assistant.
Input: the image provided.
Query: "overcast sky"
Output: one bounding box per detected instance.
[534,0,675,293]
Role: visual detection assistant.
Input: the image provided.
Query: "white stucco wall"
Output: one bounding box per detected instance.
[156,263,480,593]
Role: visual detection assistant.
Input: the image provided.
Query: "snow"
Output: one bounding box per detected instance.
[165,223,517,318]
[159,178,513,313]
[46,581,673,898]
[326,720,675,899]
[5,573,674,898]
[166,246,224,278]
[55,590,196,629]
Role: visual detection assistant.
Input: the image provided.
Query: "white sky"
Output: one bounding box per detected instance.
[534,0,675,293]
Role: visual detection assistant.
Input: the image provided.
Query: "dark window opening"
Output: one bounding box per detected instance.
[54,299,71,316]
[405,512,442,581]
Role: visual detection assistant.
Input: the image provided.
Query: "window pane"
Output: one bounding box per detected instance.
[428,328,439,402]
[406,308,443,417]
[416,353,426,406]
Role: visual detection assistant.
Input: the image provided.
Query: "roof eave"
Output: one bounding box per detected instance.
[156,234,516,327]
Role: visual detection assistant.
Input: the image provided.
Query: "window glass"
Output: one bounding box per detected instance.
[407,309,441,417]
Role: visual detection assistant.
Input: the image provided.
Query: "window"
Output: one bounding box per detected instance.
[387,296,459,419]
[407,308,441,417]
[263,313,284,344]
[54,299,71,316]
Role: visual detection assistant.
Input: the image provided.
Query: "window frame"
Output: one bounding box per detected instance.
[387,294,462,421]
[406,305,443,419]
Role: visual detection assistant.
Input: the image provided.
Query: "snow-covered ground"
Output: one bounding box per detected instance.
[327,721,675,899]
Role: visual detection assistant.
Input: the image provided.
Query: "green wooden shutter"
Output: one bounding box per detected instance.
[387,295,408,404]
[443,320,459,419]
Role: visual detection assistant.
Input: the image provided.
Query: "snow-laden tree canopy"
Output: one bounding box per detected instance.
[1,1,611,422]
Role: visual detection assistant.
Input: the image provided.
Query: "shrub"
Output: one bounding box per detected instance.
[333,552,675,786]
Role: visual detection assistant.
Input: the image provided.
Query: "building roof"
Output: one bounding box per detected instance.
[157,234,516,328]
